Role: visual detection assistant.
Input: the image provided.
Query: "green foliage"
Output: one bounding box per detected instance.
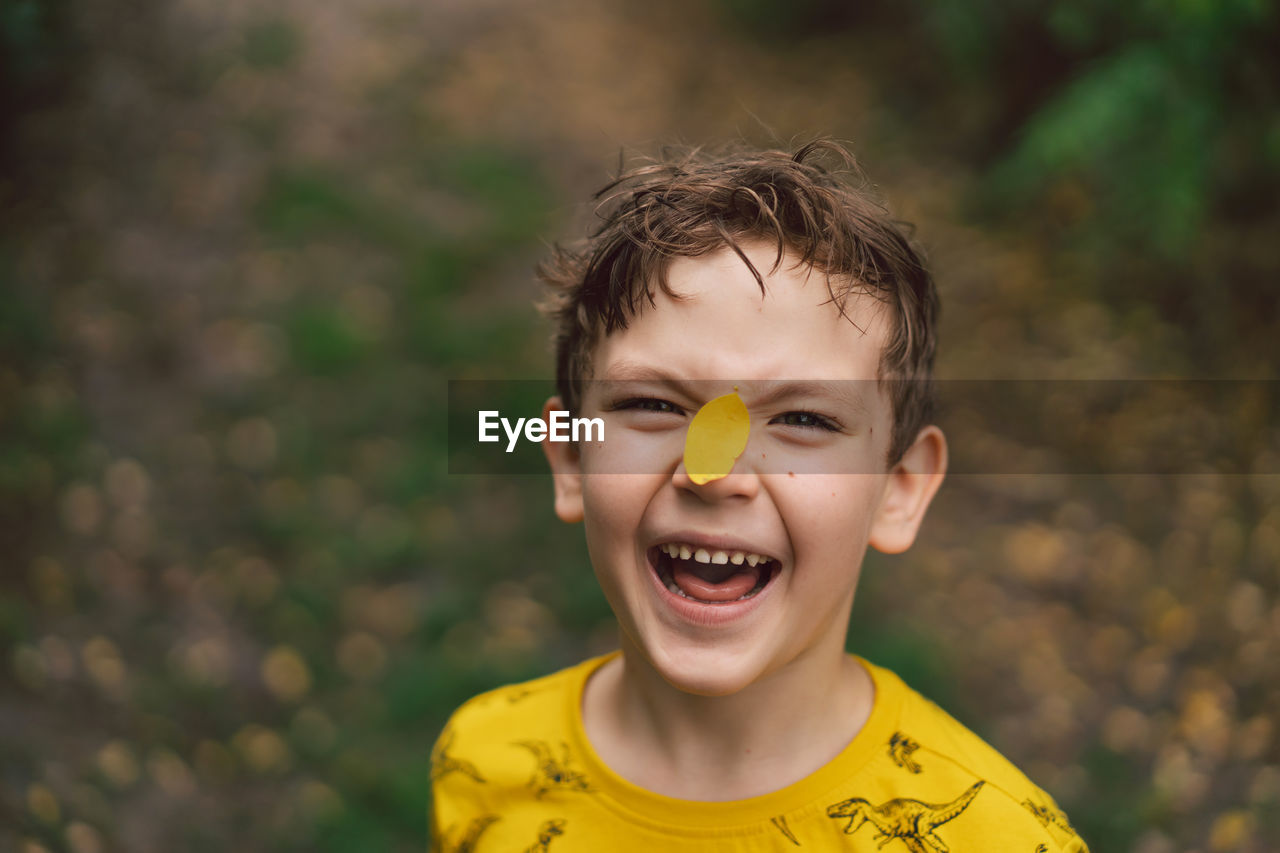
[846,614,963,725]
[926,0,1276,259]
[0,250,87,501]
[439,148,551,244]
[0,251,51,357]
[422,144,554,251]
[991,43,1213,256]
[256,171,371,243]
[728,0,1279,268]
[287,303,375,375]
[243,19,302,71]
[316,807,397,853]
[0,592,28,645]
[406,245,469,300]
[1070,745,1157,849]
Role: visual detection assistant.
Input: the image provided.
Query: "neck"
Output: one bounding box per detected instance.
[583,637,874,801]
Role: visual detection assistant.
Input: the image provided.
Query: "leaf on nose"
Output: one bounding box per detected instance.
[684,392,750,485]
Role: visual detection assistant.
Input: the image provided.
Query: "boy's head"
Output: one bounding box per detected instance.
[539,142,946,696]
[540,140,938,466]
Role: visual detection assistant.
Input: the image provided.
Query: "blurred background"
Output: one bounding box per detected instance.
[2,1,1278,850]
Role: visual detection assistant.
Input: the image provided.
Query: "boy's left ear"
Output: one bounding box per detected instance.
[541,396,584,523]
[868,425,947,554]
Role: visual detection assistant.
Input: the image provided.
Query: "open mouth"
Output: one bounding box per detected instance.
[648,542,778,604]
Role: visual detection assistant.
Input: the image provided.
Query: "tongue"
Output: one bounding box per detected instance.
[671,561,759,602]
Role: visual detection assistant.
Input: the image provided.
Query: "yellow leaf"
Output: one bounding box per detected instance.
[684,392,750,485]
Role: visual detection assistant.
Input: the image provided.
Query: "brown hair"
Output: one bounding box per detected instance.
[538,140,938,464]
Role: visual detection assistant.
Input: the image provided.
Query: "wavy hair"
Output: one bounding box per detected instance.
[538,140,938,464]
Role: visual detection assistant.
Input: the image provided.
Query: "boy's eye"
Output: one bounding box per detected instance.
[771,411,839,431]
[612,397,684,415]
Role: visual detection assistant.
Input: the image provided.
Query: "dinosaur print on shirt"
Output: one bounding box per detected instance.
[826,780,984,853]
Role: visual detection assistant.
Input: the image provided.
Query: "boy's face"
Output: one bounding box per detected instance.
[544,242,945,696]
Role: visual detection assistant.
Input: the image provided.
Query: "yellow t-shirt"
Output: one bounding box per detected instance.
[430,653,1087,852]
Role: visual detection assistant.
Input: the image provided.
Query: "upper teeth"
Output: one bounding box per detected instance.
[659,542,773,566]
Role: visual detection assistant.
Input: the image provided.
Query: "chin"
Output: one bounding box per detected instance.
[646,641,767,697]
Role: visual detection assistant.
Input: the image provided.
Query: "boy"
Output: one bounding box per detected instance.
[431,142,1087,852]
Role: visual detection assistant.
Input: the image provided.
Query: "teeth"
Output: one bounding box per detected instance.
[655,545,773,603]
[658,543,772,567]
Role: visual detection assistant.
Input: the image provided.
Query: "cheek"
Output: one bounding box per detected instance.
[781,476,884,561]
[582,418,684,476]
[580,475,652,558]
[578,479,654,623]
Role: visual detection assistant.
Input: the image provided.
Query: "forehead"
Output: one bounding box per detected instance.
[591,242,891,383]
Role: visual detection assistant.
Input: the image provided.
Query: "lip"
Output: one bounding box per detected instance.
[643,539,782,627]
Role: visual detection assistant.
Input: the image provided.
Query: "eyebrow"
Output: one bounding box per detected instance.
[597,361,873,417]
[595,362,704,405]
[598,361,679,384]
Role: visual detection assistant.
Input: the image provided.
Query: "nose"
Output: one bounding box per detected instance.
[671,452,761,501]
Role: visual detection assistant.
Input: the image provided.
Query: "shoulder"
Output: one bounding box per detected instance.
[445,657,589,734]
[862,660,1088,852]
[431,654,605,791]
[430,656,611,850]
[434,654,602,757]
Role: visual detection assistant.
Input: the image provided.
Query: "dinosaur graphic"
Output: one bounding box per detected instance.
[1022,798,1076,836]
[888,732,923,774]
[505,682,554,704]
[826,780,984,852]
[523,819,566,852]
[439,815,498,853]
[513,740,593,798]
[431,729,486,784]
[771,814,801,846]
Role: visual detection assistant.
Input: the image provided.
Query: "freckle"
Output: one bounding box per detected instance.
[788,471,795,477]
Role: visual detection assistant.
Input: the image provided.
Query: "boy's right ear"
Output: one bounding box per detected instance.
[541,396,584,523]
